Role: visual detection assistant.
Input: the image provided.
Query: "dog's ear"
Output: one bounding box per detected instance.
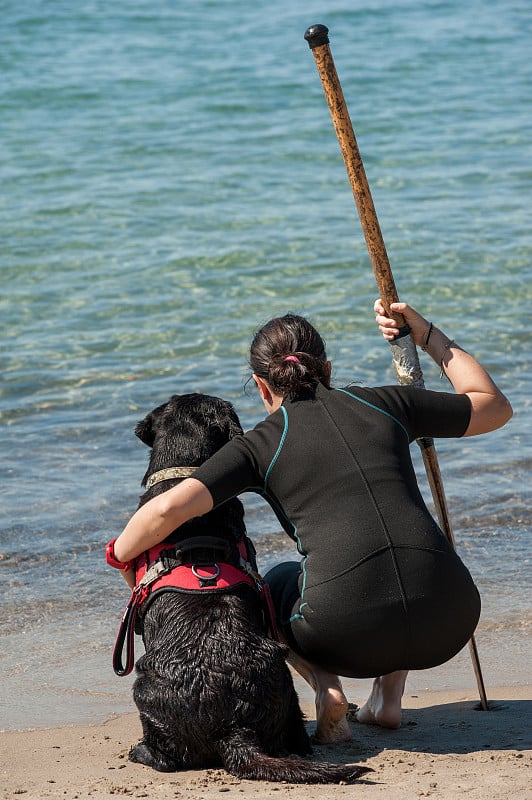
[134,415,154,447]
[226,408,244,439]
[218,401,244,441]
[134,400,170,447]
[197,397,243,446]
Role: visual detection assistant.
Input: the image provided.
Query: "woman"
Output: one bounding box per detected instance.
[108,301,512,742]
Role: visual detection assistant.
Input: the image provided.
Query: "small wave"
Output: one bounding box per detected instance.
[477,612,532,634]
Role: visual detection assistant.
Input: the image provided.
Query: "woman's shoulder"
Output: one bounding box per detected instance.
[334,383,463,421]
[335,383,410,406]
[338,382,444,404]
[240,405,290,449]
[335,383,471,438]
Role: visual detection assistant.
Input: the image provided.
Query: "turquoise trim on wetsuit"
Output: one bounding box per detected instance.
[289,601,308,622]
[264,406,289,489]
[289,557,309,622]
[337,388,409,439]
[262,406,309,622]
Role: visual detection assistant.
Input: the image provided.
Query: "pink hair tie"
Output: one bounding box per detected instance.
[284,355,301,364]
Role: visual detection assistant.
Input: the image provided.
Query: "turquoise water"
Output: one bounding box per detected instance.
[1,0,530,730]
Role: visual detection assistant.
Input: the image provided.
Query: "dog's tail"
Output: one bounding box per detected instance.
[216,730,372,785]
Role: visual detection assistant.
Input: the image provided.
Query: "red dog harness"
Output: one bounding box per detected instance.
[135,540,256,600]
[112,536,278,676]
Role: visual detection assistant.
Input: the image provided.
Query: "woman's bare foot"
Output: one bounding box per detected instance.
[314,683,352,743]
[355,671,408,729]
[287,650,352,743]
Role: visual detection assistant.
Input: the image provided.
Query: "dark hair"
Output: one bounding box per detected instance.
[249,314,329,398]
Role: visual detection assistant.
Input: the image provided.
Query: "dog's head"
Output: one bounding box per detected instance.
[135,393,243,475]
[134,392,248,544]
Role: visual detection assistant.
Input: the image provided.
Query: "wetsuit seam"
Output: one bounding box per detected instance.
[305,543,454,590]
[337,388,410,439]
[318,393,412,661]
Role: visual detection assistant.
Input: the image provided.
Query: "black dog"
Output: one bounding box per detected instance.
[126,393,370,783]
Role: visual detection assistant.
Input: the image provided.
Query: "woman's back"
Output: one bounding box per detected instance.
[195,380,479,678]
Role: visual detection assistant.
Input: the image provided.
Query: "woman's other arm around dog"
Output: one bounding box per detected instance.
[113,478,214,565]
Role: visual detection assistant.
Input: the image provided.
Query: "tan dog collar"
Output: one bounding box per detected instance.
[145,466,198,490]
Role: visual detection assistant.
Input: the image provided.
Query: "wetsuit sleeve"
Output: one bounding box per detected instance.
[370,386,472,439]
[192,434,264,508]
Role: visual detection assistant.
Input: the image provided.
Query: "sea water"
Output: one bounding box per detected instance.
[1,0,530,730]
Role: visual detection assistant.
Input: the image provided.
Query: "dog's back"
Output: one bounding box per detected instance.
[128,393,370,784]
[133,588,311,769]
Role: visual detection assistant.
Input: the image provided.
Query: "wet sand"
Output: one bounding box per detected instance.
[1,683,530,800]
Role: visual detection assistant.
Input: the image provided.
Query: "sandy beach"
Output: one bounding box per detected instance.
[2,681,530,800]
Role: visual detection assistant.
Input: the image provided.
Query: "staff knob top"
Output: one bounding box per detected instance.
[304,24,330,49]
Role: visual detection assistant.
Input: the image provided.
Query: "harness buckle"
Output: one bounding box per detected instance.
[137,559,169,589]
[239,557,264,590]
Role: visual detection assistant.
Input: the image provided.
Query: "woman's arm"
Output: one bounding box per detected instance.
[113,478,214,563]
[374,300,513,437]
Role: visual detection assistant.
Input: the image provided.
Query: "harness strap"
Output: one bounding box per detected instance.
[261,581,280,642]
[172,535,237,566]
[238,562,280,642]
[140,537,240,577]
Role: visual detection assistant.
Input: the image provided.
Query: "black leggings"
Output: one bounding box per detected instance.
[264,553,481,679]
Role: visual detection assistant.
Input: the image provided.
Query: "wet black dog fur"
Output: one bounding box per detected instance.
[127,392,371,783]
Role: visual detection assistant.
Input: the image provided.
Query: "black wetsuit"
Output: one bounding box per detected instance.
[194,382,480,678]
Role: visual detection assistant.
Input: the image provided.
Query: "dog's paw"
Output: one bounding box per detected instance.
[129,742,178,773]
[128,742,153,766]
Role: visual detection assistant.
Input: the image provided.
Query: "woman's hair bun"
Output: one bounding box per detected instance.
[249,315,329,398]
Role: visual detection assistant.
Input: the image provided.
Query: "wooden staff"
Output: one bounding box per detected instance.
[304,23,489,710]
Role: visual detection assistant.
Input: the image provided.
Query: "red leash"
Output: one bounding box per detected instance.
[112,588,142,677]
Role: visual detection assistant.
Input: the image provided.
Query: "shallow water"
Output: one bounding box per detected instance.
[1,0,530,730]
